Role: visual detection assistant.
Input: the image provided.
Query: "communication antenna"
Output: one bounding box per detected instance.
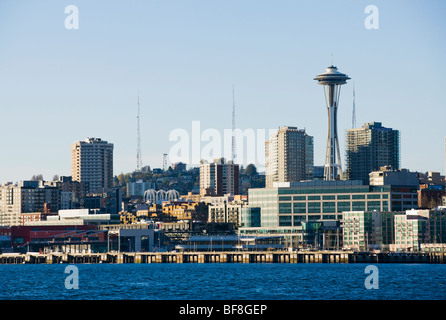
[352,82,356,129]
[231,85,237,163]
[136,91,142,171]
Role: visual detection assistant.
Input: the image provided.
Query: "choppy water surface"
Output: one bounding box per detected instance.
[0,263,445,300]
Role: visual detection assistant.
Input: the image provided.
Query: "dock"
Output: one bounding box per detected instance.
[0,251,445,264]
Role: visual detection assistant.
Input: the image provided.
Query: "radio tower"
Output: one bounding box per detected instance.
[231,85,237,163]
[352,82,356,129]
[136,91,142,172]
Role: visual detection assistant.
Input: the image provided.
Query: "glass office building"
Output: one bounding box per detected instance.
[239,180,418,249]
[243,180,417,228]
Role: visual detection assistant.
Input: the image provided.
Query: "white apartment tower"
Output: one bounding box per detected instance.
[265,126,314,188]
[71,138,114,193]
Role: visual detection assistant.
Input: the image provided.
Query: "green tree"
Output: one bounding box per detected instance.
[244,164,258,177]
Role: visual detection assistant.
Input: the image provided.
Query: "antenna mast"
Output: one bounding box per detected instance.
[231,85,237,163]
[136,91,142,171]
[352,82,356,129]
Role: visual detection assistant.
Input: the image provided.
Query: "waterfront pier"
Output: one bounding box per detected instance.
[0,251,445,264]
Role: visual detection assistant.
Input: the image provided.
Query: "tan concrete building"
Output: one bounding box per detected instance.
[208,201,244,226]
[199,158,239,196]
[265,126,313,188]
[71,137,114,193]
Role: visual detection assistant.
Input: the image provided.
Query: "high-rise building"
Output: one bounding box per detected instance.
[199,158,239,196]
[346,122,400,184]
[265,126,314,188]
[71,138,114,193]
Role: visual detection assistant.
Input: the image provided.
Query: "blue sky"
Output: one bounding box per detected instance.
[0,0,445,182]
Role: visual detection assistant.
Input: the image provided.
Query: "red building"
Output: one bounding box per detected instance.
[10,225,108,253]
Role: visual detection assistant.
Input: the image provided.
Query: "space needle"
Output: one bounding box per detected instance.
[314,65,350,181]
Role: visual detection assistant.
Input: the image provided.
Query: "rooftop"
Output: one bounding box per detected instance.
[313,65,350,84]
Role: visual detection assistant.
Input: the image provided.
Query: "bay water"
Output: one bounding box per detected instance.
[0,263,445,300]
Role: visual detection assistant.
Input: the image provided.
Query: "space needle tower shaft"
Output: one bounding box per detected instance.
[314,65,350,180]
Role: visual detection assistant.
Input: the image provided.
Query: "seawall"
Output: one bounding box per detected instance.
[0,251,445,264]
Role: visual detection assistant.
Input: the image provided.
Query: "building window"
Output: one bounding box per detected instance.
[337,201,351,212]
[279,203,292,214]
[367,201,381,211]
[322,202,336,213]
[13,237,24,244]
[293,202,306,213]
[352,201,366,211]
[308,202,321,213]
[279,216,292,226]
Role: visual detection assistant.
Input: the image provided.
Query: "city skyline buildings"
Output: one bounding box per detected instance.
[71,137,114,193]
[199,157,240,196]
[345,122,400,184]
[0,1,445,183]
[265,126,314,187]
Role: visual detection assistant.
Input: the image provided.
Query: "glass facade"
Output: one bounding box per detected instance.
[241,207,261,228]
[246,182,411,228]
[247,188,279,227]
[343,210,396,251]
[243,185,446,252]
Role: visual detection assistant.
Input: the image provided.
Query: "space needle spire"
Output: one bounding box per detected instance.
[314,64,350,180]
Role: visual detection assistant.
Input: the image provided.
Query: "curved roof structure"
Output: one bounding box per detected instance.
[313,65,350,85]
[143,189,180,203]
